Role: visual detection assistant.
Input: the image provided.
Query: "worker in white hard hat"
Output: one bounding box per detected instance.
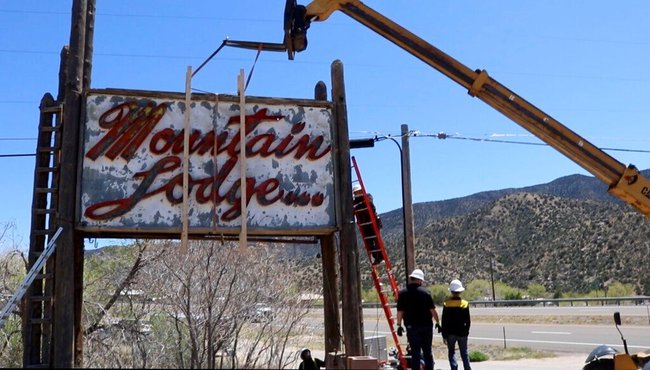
[395,269,440,370]
[351,184,384,265]
[441,279,472,370]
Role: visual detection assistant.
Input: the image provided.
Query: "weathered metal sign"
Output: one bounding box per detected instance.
[78,90,336,235]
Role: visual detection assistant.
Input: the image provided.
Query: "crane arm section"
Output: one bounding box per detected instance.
[298,0,650,217]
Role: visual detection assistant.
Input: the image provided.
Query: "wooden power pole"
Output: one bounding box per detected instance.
[53,0,94,367]
[331,60,364,356]
[401,124,416,277]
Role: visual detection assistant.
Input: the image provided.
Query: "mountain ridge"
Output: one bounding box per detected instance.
[377,169,650,294]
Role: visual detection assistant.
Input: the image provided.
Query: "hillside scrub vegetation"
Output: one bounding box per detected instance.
[361,278,637,305]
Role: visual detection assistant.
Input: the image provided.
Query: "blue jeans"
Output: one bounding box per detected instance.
[446,335,471,370]
[406,325,434,370]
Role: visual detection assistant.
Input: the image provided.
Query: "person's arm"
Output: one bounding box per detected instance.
[396,309,406,336]
[432,306,441,333]
[440,306,446,336]
[431,305,440,324]
[316,358,326,367]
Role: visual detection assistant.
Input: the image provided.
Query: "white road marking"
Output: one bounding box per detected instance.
[470,336,648,350]
[531,331,572,335]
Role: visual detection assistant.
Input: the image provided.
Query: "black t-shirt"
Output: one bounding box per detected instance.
[397,283,435,327]
[299,357,326,370]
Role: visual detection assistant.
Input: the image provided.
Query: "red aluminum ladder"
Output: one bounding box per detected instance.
[351,156,408,370]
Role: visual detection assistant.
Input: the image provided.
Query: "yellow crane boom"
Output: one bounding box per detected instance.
[284,0,650,217]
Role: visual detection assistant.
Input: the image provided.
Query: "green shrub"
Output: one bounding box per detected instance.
[469,351,489,362]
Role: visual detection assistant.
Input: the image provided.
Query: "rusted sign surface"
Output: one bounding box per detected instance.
[79,90,335,235]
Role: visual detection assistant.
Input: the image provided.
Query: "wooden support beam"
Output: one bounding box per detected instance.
[315,80,341,355]
[331,60,364,356]
[238,69,248,250]
[181,66,191,254]
[53,0,87,367]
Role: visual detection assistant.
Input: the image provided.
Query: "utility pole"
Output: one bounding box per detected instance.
[53,0,92,367]
[332,60,364,357]
[490,258,496,302]
[401,124,415,279]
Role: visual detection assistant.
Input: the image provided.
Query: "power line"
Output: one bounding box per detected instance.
[2,130,649,159]
[421,132,650,154]
[0,153,35,158]
[352,131,650,154]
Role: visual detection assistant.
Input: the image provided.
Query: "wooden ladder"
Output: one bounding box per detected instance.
[23,93,63,367]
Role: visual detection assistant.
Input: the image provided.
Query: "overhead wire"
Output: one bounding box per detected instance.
[417,131,650,154]
[3,130,650,158]
[350,130,650,154]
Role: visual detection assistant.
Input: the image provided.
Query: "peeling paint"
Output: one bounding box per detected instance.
[80,92,336,233]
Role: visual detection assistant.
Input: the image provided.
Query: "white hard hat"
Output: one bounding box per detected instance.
[409,269,425,282]
[449,279,465,292]
[352,184,362,193]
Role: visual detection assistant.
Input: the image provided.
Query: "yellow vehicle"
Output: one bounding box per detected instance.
[280,0,650,219]
[581,313,649,370]
[277,1,650,368]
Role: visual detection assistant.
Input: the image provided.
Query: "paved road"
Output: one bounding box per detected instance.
[360,305,650,354]
[307,305,650,369]
[466,322,649,353]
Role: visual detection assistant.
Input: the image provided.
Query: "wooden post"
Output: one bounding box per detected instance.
[238,69,248,250]
[400,124,415,277]
[181,66,191,253]
[331,60,364,356]
[54,0,87,367]
[320,234,341,354]
[315,80,341,355]
[74,2,94,366]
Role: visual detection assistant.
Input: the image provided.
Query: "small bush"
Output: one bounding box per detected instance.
[469,351,489,362]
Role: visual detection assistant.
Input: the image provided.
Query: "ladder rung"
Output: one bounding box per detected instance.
[41,105,63,114]
[358,221,373,226]
[34,208,57,215]
[32,230,56,236]
[37,166,59,173]
[34,273,53,279]
[38,147,58,153]
[30,296,52,302]
[40,125,61,132]
[29,318,52,324]
[35,187,57,194]
[363,235,377,240]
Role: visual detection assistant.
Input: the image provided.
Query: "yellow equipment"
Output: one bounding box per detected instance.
[282,0,650,219]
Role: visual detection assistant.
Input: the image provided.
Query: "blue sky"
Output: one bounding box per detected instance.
[2,1,650,251]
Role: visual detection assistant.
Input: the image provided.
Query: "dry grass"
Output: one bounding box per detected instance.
[384,338,554,363]
[472,314,649,326]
